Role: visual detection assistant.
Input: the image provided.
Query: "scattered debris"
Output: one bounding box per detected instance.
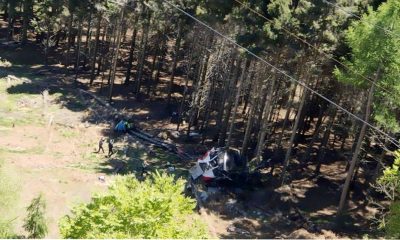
[98,176,105,182]
[167,166,175,172]
[199,191,209,202]
[227,224,250,235]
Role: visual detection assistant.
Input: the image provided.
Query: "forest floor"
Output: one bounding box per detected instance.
[0,37,383,238]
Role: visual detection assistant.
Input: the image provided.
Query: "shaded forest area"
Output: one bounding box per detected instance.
[1,0,400,238]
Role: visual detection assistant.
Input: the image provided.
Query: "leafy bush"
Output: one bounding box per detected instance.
[59,172,208,239]
[377,151,400,201]
[23,193,48,238]
[386,201,400,238]
[378,151,400,237]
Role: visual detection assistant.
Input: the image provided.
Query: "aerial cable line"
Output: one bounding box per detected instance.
[323,0,400,39]
[232,0,399,101]
[149,0,400,148]
[111,0,400,148]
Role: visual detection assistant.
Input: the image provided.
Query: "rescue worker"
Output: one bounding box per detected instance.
[108,139,115,157]
[96,137,105,153]
[141,160,149,178]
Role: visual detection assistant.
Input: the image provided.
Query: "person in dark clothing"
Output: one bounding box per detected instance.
[108,139,115,157]
[96,137,105,153]
[141,160,149,178]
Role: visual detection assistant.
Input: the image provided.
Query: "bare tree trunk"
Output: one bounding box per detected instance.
[304,107,325,161]
[371,138,387,183]
[125,15,139,85]
[134,11,151,95]
[277,83,297,147]
[74,17,83,82]
[214,58,234,134]
[315,108,337,176]
[167,21,183,104]
[83,12,92,69]
[3,0,8,21]
[44,24,51,66]
[241,69,263,156]
[254,75,277,163]
[90,13,102,85]
[226,58,251,148]
[97,24,107,76]
[21,0,32,45]
[108,7,125,102]
[64,13,74,70]
[7,0,16,41]
[337,67,381,216]
[281,87,309,185]
[218,58,242,147]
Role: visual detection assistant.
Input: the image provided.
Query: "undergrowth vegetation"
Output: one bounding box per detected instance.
[377,150,400,238]
[59,172,208,238]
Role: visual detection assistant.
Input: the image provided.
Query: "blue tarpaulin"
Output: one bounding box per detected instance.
[115,120,126,132]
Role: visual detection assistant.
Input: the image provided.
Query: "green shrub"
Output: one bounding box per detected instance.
[378,151,400,238]
[386,201,400,238]
[59,172,208,239]
[23,194,48,238]
[378,150,400,199]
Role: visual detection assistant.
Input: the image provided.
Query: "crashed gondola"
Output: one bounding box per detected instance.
[189,148,248,184]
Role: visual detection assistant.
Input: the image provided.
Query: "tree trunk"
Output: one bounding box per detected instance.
[337,67,381,216]
[218,58,242,147]
[371,139,387,183]
[7,0,16,41]
[21,0,32,45]
[83,12,92,69]
[241,71,263,156]
[74,18,83,82]
[315,108,337,176]
[167,21,183,104]
[108,7,125,102]
[64,13,74,70]
[3,0,8,21]
[254,75,277,162]
[304,107,325,161]
[134,11,151,95]
[97,24,107,76]
[90,13,102,85]
[281,87,309,185]
[226,58,251,148]
[44,24,51,66]
[277,83,297,147]
[125,15,139,85]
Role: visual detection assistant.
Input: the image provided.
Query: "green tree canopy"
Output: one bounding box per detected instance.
[59,172,208,239]
[334,0,400,132]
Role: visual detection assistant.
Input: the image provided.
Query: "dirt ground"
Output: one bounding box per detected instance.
[0,32,383,238]
[0,94,108,237]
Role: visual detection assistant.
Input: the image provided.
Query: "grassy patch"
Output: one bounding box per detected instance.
[0,146,44,155]
[67,152,105,172]
[0,79,45,127]
[0,159,20,238]
[59,128,78,138]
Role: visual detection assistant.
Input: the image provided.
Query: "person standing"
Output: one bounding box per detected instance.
[108,139,115,157]
[96,137,105,153]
